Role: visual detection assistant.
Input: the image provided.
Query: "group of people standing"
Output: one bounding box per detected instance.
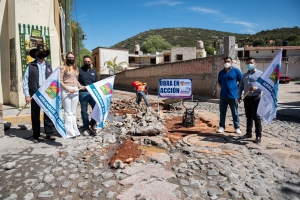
[217,56,263,144]
[23,46,263,144]
[22,46,98,143]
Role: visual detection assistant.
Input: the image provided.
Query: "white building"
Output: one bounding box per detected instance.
[92,47,129,75]
[235,46,300,79]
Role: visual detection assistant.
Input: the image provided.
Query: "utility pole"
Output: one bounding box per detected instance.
[65,0,72,53]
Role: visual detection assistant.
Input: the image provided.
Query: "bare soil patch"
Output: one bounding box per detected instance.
[109,140,142,167]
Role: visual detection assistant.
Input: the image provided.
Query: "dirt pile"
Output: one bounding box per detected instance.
[109,140,142,168]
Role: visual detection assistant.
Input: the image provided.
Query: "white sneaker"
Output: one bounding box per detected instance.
[235,128,242,134]
[82,130,90,136]
[217,127,224,133]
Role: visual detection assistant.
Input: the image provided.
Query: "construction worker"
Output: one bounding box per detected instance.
[132,81,150,108]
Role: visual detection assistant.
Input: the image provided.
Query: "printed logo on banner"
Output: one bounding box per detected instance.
[100,83,113,95]
[46,80,60,99]
[269,65,280,84]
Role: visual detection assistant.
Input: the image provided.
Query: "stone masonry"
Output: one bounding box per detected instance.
[0,103,4,138]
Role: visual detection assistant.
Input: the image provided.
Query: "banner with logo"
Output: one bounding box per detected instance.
[18,23,52,76]
[32,67,66,139]
[255,49,282,124]
[158,78,192,98]
[86,76,115,129]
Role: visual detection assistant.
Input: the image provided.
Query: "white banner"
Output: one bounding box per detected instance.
[86,76,115,129]
[255,49,282,124]
[32,67,66,139]
[158,78,192,98]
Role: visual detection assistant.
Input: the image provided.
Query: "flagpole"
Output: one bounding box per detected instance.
[16,98,32,116]
[242,90,251,101]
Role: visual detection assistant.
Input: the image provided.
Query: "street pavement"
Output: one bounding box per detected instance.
[0,82,299,199]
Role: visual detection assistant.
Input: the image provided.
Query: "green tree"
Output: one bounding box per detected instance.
[141,35,172,53]
[205,46,215,56]
[275,39,282,46]
[286,34,300,42]
[71,21,90,66]
[253,39,266,47]
[104,56,128,75]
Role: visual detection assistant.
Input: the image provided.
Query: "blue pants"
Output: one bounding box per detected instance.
[136,91,150,107]
[79,91,96,130]
[219,96,240,129]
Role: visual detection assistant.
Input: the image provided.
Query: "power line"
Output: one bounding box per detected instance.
[85,0,97,46]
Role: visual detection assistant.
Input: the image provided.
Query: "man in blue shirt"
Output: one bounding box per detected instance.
[78,55,98,136]
[217,57,242,134]
[22,45,55,143]
[238,57,263,143]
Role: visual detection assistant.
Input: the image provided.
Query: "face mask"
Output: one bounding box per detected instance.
[224,62,231,68]
[36,53,46,59]
[66,59,75,65]
[83,64,91,69]
[247,64,255,71]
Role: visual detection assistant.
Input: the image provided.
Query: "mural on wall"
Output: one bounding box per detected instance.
[10,38,17,92]
[18,24,52,76]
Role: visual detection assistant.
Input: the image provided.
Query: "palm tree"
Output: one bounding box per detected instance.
[104,56,128,75]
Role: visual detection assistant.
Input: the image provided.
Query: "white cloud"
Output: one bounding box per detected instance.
[189,6,219,14]
[143,0,182,6]
[224,20,257,34]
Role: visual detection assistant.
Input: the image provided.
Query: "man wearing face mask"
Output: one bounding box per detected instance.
[217,57,242,135]
[78,55,98,136]
[22,45,55,143]
[238,57,263,143]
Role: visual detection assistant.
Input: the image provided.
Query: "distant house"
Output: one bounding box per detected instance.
[235,46,300,79]
[92,47,129,75]
[92,41,207,74]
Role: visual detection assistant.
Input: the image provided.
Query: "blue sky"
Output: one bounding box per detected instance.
[72,0,300,51]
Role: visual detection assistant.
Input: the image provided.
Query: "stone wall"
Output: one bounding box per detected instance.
[170,47,196,62]
[0,103,3,137]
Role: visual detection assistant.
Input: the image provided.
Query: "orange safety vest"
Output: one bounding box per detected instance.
[132,81,147,93]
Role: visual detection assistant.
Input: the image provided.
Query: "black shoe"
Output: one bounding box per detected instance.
[239,134,252,139]
[33,138,39,143]
[46,135,56,140]
[255,137,261,144]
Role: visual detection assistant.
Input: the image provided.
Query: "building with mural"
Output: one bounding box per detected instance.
[0,0,64,108]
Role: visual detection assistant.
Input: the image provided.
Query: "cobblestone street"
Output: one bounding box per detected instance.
[0,84,299,200]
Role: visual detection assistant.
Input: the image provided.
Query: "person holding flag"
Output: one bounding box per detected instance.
[60,52,84,138]
[22,45,56,143]
[238,57,263,143]
[78,55,98,135]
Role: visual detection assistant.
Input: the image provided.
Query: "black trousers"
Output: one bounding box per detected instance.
[31,99,54,139]
[244,97,262,137]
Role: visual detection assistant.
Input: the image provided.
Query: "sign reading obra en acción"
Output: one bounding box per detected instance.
[158,78,192,98]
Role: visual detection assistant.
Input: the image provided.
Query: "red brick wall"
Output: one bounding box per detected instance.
[114,56,224,98]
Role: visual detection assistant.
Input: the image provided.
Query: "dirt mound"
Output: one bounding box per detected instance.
[109,140,142,167]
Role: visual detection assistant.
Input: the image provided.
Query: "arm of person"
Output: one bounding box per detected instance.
[217,72,222,88]
[22,66,31,104]
[238,76,244,104]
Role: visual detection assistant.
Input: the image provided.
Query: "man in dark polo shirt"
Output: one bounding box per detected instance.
[78,55,98,135]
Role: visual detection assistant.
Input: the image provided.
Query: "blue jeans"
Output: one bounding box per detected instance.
[219,96,240,129]
[79,91,96,130]
[136,91,150,107]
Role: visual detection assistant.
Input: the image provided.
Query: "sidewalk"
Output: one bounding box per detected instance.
[3,83,300,126]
